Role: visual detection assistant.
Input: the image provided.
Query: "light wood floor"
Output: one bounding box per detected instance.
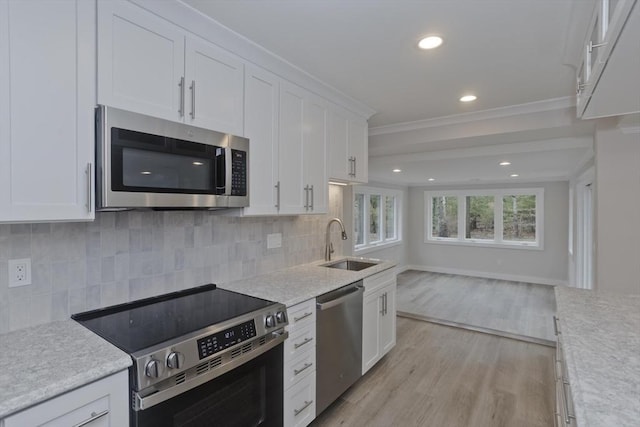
[396,271,556,344]
[311,317,555,427]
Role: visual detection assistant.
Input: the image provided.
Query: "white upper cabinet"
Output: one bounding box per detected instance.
[98,0,244,135]
[302,94,328,213]
[577,0,640,119]
[97,0,184,123]
[278,82,328,215]
[0,0,95,223]
[328,104,368,184]
[185,36,244,135]
[279,82,306,215]
[244,64,280,216]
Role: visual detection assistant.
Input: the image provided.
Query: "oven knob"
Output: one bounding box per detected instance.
[145,358,163,378]
[167,351,185,369]
[276,311,287,324]
[265,314,276,328]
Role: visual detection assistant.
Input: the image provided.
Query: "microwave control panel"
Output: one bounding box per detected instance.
[231,150,247,196]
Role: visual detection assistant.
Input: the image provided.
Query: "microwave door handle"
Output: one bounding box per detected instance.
[225,146,232,196]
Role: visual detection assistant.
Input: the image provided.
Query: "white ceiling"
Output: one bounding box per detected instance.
[183,0,596,186]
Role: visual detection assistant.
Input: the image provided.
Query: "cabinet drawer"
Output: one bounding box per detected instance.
[284,371,316,427]
[284,347,316,390]
[363,268,396,295]
[286,299,316,333]
[4,370,128,427]
[285,323,316,363]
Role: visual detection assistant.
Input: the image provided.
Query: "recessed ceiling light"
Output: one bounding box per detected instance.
[427,178,435,182]
[418,36,443,50]
[460,95,477,103]
[510,174,519,178]
[140,171,152,175]
[499,161,511,166]
[393,169,402,173]
[192,161,204,166]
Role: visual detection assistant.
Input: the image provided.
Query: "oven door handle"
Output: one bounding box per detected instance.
[225,146,233,196]
[133,330,288,411]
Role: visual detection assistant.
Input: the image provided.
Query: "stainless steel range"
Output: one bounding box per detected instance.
[72,284,288,427]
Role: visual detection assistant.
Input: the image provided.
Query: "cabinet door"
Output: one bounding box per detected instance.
[243,65,280,215]
[302,94,328,214]
[379,285,397,356]
[185,36,244,135]
[0,0,95,223]
[279,82,306,215]
[98,0,185,122]
[327,106,350,181]
[362,290,382,375]
[348,117,369,183]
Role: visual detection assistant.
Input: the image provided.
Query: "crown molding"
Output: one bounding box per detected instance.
[369,97,576,136]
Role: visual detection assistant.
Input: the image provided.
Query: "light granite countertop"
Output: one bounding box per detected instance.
[222,256,397,306]
[0,320,132,420]
[555,287,640,427]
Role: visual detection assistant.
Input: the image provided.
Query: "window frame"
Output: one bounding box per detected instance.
[354,186,402,253]
[425,188,544,250]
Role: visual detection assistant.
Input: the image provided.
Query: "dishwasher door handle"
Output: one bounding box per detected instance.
[317,286,363,311]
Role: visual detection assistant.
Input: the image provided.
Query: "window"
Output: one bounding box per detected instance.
[354,187,402,252]
[425,188,543,249]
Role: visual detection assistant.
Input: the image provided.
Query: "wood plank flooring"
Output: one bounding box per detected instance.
[396,271,556,343]
[311,317,555,427]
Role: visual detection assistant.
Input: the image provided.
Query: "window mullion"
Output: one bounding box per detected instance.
[458,195,466,242]
[495,194,504,244]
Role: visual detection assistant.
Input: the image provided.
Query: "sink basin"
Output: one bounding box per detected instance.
[322,259,378,271]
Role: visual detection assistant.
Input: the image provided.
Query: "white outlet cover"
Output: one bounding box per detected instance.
[267,233,282,249]
[8,258,31,287]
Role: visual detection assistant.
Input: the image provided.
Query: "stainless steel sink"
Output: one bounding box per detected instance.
[322,259,378,271]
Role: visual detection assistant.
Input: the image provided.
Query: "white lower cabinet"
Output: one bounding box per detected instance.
[2,370,128,427]
[283,298,317,427]
[362,268,397,375]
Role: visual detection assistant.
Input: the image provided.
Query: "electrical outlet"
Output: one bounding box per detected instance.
[267,233,282,249]
[8,258,31,287]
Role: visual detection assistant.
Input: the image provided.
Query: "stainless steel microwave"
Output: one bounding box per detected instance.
[95,105,249,211]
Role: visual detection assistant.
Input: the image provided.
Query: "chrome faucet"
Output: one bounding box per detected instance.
[325,218,348,261]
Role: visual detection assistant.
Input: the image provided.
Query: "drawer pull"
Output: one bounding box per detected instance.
[73,410,109,427]
[294,337,313,349]
[560,380,576,424]
[294,362,313,376]
[553,316,560,336]
[294,400,313,416]
[293,312,313,323]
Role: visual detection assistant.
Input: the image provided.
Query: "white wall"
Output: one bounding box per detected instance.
[594,119,640,295]
[406,181,570,285]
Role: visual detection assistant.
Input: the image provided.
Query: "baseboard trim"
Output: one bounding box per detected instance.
[395,265,411,274]
[404,265,568,287]
[397,311,556,348]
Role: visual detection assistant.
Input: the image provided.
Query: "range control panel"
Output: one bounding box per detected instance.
[196,320,257,359]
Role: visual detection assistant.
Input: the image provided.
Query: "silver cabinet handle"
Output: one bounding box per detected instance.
[73,409,109,427]
[178,77,185,117]
[553,316,560,336]
[190,80,196,119]
[560,380,576,424]
[303,185,309,210]
[293,312,312,323]
[294,362,313,376]
[353,156,357,177]
[293,337,313,349]
[384,292,388,315]
[275,181,280,209]
[294,400,313,416]
[85,163,92,213]
[309,185,314,211]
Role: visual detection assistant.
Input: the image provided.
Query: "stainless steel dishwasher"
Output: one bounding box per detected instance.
[316,280,364,415]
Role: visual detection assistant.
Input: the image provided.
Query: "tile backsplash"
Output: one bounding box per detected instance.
[0,186,344,333]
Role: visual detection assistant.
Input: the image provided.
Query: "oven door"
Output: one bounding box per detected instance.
[131,343,283,427]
